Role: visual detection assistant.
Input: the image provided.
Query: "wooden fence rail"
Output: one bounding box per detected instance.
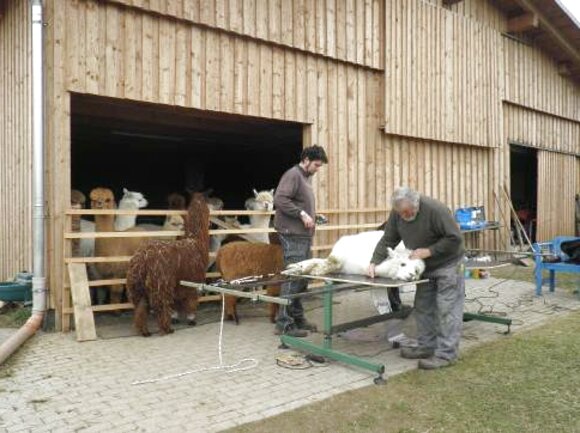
[61,208,390,333]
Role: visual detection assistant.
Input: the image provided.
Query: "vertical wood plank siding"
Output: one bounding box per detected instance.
[0,1,32,281]
[384,0,503,148]
[107,0,384,70]
[536,151,577,241]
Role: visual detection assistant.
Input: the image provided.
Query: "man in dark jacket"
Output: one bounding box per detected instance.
[369,187,465,369]
[274,145,328,337]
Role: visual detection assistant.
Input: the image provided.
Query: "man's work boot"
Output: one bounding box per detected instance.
[400,346,434,359]
[295,319,318,332]
[418,356,455,370]
[274,326,308,338]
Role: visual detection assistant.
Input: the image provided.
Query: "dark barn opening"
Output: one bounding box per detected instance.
[509,144,538,242]
[71,95,303,223]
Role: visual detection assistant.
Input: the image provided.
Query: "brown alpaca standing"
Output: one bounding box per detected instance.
[126,193,210,336]
[90,188,147,305]
[216,241,284,324]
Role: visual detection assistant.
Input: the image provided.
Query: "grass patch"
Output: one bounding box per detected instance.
[0,304,32,328]
[228,310,580,433]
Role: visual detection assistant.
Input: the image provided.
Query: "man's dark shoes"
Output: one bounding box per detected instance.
[295,319,318,332]
[418,356,455,370]
[400,346,434,359]
[274,326,308,338]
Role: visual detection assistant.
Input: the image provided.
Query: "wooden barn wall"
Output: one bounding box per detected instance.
[384,0,503,148]
[423,0,506,31]
[0,1,32,281]
[504,37,580,124]
[380,135,502,249]
[44,0,384,324]
[504,103,580,155]
[536,151,577,241]
[106,0,384,70]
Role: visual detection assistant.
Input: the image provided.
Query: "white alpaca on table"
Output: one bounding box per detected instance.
[283,230,426,281]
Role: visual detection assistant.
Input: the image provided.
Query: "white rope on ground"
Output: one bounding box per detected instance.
[132,294,259,386]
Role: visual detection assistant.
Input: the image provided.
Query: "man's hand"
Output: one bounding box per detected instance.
[367,263,376,279]
[300,211,315,229]
[410,248,431,260]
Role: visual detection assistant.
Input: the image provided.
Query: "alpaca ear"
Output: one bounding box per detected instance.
[253,188,259,197]
[387,247,395,258]
[123,187,129,195]
[269,189,274,195]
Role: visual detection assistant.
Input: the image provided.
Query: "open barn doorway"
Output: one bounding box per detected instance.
[509,144,538,243]
[70,94,304,223]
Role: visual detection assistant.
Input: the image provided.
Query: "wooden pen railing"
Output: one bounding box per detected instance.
[61,207,390,331]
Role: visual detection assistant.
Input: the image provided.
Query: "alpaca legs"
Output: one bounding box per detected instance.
[133,297,151,337]
[157,307,174,335]
[109,284,124,305]
[174,291,199,326]
[224,295,239,324]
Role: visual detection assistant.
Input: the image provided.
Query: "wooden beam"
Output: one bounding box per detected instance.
[514,0,580,66]
[508,12,539,33]
[442,0,464,5]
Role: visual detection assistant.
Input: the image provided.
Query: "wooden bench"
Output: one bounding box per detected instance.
[533,236,580,296]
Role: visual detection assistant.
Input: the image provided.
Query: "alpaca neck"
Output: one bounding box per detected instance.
[249,214,271,228]
[114,202,137,231]
[94,214,115,232]
[247,214,271,243]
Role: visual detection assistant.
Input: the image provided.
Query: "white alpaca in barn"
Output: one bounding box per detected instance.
[240,188,274,244]
[114,188,149,231]
[283,230,426,281]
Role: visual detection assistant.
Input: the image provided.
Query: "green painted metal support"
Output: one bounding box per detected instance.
[323,283,333,350]
[463,312,512,333]
[280,282,386,380]
[280,335,385,375]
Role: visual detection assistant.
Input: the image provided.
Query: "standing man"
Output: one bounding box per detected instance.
[369,187,465,369]
[274,145,328,337]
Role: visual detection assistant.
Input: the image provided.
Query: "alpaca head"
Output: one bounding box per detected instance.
[71,189,86,208]
[185,193,210,243]
[167,192,187,210]
[163,214,185,231]
[206,197,224,211]
[120,188,148,209]
[89,188,116,210]
[385,248,426,281]
[245,188,274,212]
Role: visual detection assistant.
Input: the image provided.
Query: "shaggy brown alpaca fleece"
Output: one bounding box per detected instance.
[126,193,209,336]
[216,241,284,324]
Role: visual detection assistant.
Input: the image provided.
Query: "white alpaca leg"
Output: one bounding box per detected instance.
[282,258,328,275]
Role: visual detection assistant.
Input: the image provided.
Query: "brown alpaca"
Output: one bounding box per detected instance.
[167,192,187,210]
[90,188,148,305]
[216,241,284,324]
[126,193,210,336]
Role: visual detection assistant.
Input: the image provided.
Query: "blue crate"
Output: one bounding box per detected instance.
[455,206,486,230]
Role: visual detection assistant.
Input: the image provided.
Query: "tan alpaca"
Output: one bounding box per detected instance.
[90,188,148,305]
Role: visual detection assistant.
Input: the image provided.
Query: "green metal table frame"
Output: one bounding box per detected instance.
[280,273,513,383]
[280,279,419,385]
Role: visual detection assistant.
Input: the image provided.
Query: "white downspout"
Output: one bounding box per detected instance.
[0,0,46,365]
